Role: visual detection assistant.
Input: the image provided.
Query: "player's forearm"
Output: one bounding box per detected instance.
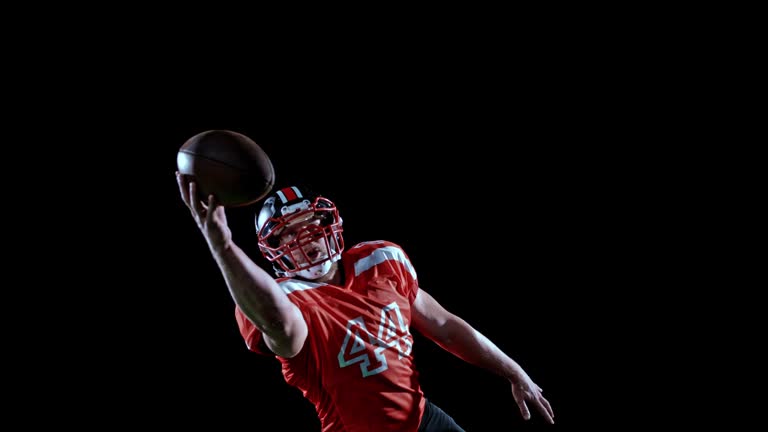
[437,316,526,380]
[210,241,297,338]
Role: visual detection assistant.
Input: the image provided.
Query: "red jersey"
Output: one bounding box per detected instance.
[235,240,425,432]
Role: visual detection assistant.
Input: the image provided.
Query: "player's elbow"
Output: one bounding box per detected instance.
[276,323,308,358]
[434,315,468,347]
[263,309,309,358]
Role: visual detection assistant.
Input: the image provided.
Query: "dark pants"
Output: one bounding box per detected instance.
[418,399,465,432]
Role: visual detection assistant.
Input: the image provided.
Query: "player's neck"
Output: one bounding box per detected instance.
[311,261,343,286]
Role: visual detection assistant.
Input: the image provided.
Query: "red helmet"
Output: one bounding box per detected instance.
[255,186,344,278]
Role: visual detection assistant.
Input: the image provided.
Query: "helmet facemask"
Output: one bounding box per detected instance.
[257,195,344,279]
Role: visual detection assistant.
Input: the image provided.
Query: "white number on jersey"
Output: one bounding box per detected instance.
[337,302,413,378]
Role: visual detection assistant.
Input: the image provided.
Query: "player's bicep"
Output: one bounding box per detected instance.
[411,288,455,343]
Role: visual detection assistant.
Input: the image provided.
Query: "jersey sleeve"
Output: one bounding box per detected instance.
[391,243,419,305]
[234,306,272,355]
[353,240,420,304]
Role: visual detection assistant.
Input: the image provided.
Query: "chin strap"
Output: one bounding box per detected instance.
[292,252,341,280]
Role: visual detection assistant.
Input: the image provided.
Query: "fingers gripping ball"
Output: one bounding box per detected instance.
[177,130,275,207]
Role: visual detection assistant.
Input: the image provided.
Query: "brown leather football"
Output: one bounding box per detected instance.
[177,130,275,207]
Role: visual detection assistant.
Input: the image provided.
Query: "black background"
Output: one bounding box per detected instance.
[8,5,743,427]
[26,34,669,429]
[98,91,637,430]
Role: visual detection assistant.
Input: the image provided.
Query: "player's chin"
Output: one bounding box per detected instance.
[305,257,327,267]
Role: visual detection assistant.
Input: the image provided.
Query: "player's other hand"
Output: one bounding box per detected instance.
[176,172,232,253]
[509,371,555,424]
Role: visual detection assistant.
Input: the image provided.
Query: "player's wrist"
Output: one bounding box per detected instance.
[503,362,527,382]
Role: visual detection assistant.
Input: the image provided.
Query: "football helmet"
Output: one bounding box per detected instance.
[255,186,344,279]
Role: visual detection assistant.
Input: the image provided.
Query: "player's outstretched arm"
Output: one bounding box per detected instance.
[411,289,554,424]
[176,172,307,358]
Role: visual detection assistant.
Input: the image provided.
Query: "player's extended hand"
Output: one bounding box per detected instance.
[509,371,555,424]
[176,172,232,252]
